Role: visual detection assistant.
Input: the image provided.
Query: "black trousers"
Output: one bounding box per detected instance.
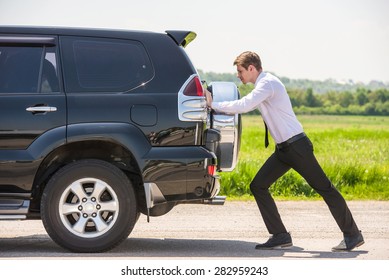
[250,135,360,237]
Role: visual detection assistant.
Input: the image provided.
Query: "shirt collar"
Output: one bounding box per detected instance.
[254,71,266,86]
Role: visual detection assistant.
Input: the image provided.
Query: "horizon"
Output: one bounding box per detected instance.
[0,0,388,84]
[197,69,389,86]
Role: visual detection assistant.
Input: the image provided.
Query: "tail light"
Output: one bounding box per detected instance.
[183,76,204,96]
[178,74,207,122]
[207,165,216,176]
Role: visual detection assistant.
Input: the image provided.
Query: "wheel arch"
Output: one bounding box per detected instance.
[30,129,149,214]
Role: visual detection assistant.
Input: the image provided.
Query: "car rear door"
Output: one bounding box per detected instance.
[0,35,66,191]
[208,82,241,171]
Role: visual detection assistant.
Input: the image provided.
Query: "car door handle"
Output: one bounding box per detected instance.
[26,106,57,113]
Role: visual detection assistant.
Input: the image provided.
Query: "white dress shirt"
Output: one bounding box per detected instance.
[211,71,303,144]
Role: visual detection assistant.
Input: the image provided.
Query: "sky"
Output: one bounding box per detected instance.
[0,0,388,83]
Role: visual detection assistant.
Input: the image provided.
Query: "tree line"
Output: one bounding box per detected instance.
[289,87,388,116]
[237,84,389,116]
[199,70,389,116]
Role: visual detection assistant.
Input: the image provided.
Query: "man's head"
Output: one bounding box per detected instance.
[233,51,262,84]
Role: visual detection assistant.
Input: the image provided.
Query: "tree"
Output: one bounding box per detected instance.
[304,88,321,107]
[338,91,354,107]
[356,91,368,106]
[238,84,254,97]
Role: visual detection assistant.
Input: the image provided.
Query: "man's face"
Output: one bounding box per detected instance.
[236,65,256,84]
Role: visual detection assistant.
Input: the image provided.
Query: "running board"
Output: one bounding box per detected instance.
[0,199,29,220]
[0,214,27,220]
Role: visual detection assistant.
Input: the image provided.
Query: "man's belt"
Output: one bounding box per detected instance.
[276,133,306,150]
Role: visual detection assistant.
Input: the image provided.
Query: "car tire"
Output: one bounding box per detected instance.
[41,159,138,252]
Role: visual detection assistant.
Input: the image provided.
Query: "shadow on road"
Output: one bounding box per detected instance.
[0,235,368,259]
[115,238,368,259]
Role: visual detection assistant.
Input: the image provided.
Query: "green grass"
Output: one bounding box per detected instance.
[219,115,389,200]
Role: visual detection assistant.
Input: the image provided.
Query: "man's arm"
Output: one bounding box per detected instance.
[205,88,213,108]
[205,80,273,114]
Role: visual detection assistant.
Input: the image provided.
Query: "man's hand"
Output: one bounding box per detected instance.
[204,88,213,108]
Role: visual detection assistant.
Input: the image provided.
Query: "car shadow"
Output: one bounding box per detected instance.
[0,235,368,259]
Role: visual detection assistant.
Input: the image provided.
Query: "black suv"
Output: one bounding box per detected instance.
[0,26,240,252]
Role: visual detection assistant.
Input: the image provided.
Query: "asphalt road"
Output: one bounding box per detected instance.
[0,200,388,259]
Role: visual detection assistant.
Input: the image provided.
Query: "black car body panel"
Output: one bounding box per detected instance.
[0,26,240,252]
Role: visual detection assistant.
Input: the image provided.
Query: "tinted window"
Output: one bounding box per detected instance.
[0,45,59,93]
[41,48,59,93]
[61,37,153,92]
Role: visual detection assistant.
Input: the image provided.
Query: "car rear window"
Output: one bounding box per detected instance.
[60,37,154,93]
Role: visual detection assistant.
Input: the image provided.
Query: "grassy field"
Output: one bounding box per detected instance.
[219,115,389,200]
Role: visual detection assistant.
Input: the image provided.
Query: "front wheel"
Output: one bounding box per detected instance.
[41,159,138,252]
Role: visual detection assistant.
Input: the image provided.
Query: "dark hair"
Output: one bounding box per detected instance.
[233,51,262,71]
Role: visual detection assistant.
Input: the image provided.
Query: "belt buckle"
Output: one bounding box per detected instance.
[276,141,289,150]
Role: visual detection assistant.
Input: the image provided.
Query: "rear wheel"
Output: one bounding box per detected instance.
[41,159,138,252]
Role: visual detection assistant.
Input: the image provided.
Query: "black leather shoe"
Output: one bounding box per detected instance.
[332,231,364,252]
[255,232,293,250]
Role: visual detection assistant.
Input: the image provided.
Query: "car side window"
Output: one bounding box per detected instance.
[41,47,60,93]
[60,37,154,93]
[0,45,59,94]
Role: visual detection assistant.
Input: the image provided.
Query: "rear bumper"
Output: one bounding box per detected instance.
[141,146,219,202]
[143,173,222,210]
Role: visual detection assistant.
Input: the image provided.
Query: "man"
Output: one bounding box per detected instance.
[205,51,364,251]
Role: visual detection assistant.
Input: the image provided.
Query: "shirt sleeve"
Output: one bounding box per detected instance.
[211,79,274,114]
